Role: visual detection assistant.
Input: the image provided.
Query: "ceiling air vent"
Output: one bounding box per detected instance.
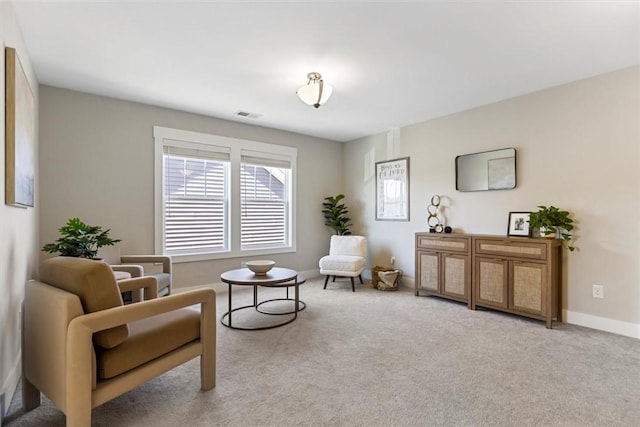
[234,110,262,119]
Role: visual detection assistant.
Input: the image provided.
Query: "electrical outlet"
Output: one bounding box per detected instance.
[592,284,604,299]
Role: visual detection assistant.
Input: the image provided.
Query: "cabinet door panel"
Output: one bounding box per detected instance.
[475,257,508,309]
[443,254,468,298]
[418,251,439,291]
[511,261,547,316]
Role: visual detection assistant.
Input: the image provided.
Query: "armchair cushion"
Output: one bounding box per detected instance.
[39,256,128,349]
[318,255,366,275]
[328,235,367,256]
[96,308,200,379]
[147,272,171,296]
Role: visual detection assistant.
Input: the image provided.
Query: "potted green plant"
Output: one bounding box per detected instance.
[322,194,352,235]
[42,217,121,259]
[528,205,575,251]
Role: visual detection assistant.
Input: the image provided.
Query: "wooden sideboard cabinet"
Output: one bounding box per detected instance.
[472,236,562,328]
[415,232,563,328]
[415,233,472,307]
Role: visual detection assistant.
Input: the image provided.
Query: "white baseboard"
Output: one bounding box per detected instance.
[401,277,638,339]
[564,310,640,339]
[1,351,22,423]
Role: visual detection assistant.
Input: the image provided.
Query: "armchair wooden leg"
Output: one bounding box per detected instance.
[350,277,355,292]
[358,274,363,284]
[323,275,329,289]
[200,290,216,390]
[22,301,41,412]
[22,377,41,411]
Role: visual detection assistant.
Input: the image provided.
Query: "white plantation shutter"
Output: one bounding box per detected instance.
[155,126,296,260]
[163,146,229,254]
[241,151,291,249]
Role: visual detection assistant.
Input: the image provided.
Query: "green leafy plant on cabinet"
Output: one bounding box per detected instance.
[528,205,575,251]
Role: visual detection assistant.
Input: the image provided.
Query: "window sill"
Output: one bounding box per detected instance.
[170,246,296,263]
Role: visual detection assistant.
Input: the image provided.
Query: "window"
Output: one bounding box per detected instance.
[154,127,296,262]
[240,153,291,249]
[163,147,229,254]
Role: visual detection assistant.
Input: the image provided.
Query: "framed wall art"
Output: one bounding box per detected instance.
[5,47,35,207]
[507,211,531,237]
[375,157,409,221]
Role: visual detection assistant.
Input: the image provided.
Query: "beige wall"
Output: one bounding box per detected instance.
[345,66,640,337]
[0,1,39,415]
[38,86,344,288]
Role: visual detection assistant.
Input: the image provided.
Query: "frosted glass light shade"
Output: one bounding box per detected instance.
[297,72,333,108]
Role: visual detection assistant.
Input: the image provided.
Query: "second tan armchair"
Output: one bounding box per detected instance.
[99,245,172,300]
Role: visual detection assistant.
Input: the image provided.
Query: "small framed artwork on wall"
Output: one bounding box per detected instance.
[507,212,531,237]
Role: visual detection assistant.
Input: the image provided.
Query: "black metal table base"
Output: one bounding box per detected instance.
[220,303,299,330]
[221,275,306,330]
[256,298,307,315]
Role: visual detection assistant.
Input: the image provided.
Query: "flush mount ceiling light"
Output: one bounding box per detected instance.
[296,72,333,108]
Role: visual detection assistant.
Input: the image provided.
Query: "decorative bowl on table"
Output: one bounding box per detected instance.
[246,260,275,275]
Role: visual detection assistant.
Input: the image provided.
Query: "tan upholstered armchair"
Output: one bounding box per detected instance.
[22,256,215,427]
[99,245,172,300]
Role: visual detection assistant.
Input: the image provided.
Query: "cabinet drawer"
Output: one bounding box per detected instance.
[475,239,547,260]
[416,235,470,253]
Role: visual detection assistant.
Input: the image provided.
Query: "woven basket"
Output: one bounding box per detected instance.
[372,266,402,290]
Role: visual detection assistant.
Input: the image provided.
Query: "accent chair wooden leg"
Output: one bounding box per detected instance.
[358,274,363,284]
[201,290,216,390]
[350,277,355,292]
[323,275,329,289]
[332,276,336,282]
[22,377,41,411]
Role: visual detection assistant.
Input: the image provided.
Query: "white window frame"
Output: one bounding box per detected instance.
[154,126,297,263]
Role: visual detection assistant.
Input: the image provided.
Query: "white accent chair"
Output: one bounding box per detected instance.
[319,235,367,292]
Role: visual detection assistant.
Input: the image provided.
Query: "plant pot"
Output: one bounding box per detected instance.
[538,227,561,239]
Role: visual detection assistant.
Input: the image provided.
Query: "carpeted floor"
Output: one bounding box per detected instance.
[6,278,640,426]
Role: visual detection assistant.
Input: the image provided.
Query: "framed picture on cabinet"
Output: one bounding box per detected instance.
[507,212,531,237]
[375,157,410,221]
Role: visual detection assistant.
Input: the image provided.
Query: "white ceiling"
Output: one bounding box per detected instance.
[12,1,640,142]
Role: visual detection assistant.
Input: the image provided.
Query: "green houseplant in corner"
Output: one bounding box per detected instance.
[528,205,575,251]
[42,217,121,259]
[322,194,352,235]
